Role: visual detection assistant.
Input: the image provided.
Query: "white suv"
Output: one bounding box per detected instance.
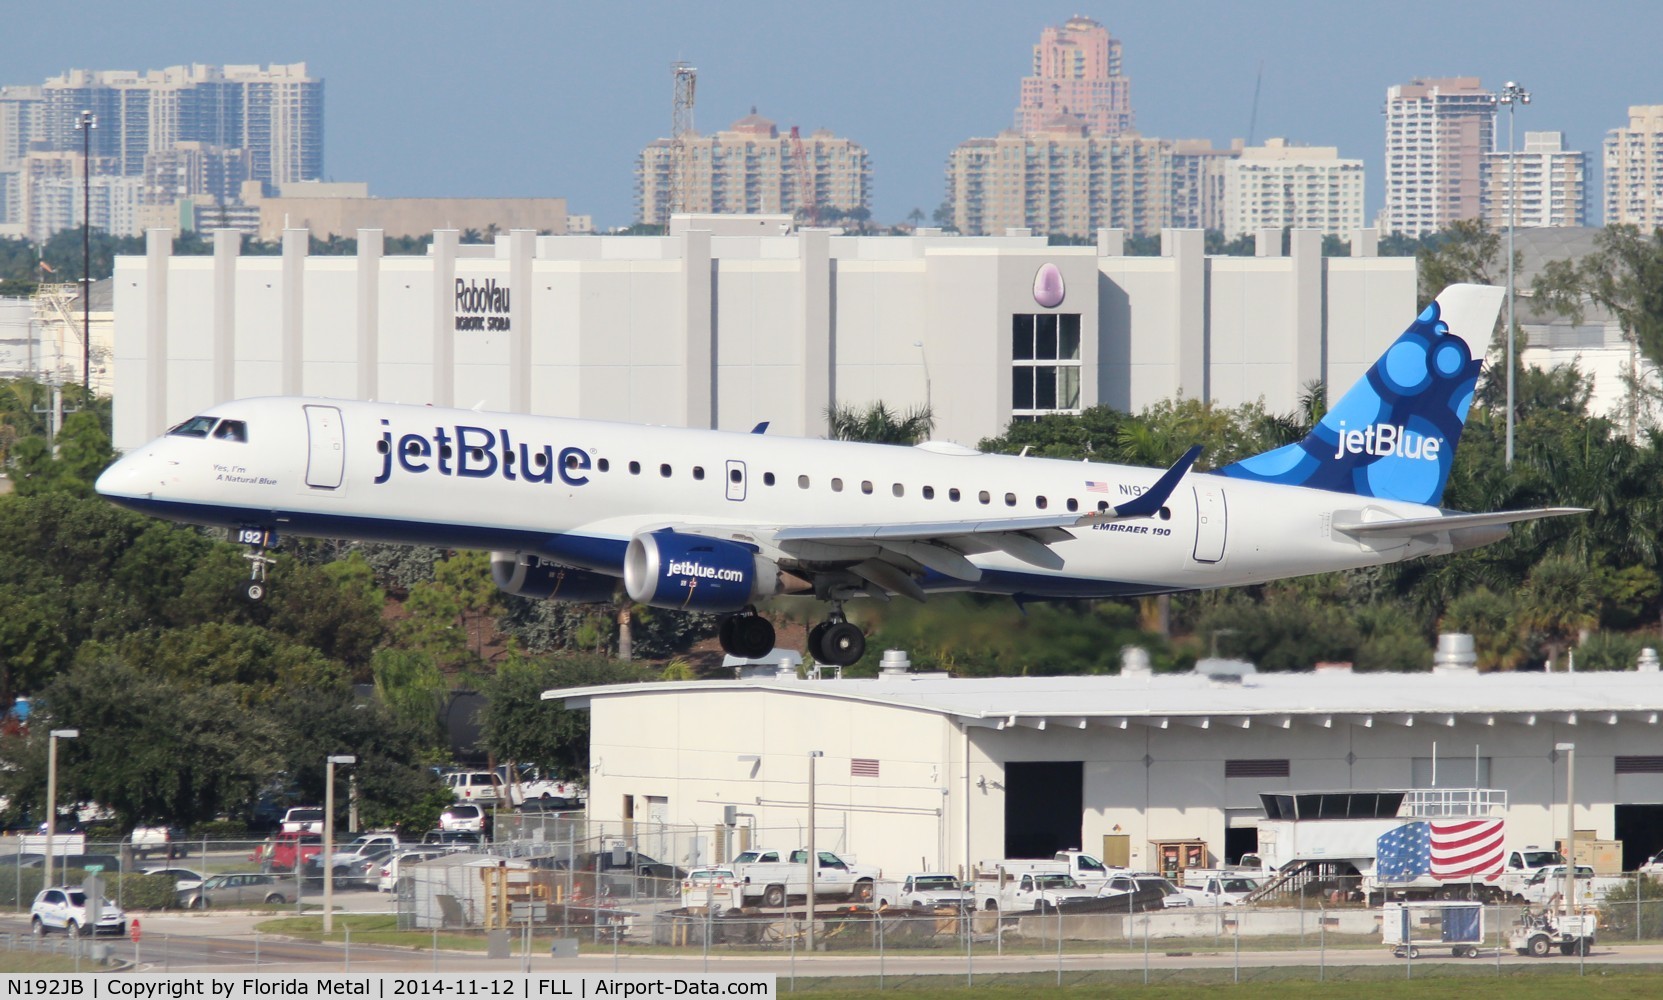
[30,886,126,937]
[443,771,504,803]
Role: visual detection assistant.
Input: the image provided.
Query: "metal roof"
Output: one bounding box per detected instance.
[546,667,1663,731]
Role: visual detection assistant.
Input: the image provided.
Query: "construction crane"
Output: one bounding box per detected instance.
[670,62,697,221]
[789,126,817,227]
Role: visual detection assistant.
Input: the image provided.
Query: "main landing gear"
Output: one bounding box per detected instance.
[718,607,776,660]
[236,526,277,602]
[808,606,865,668]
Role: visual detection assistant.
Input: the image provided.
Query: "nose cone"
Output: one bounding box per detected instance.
[95,446,164,508]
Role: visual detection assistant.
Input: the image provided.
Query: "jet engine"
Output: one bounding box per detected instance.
[490,552,619,604]
[624,531,795,613]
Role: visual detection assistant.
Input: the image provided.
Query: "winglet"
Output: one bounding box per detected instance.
[751,421,770,435]
[1113,445,1202,518]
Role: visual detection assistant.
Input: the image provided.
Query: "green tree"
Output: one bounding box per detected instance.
[478,653,651,782]
[371,648,448,742]
[826,401,934,444]
[1519,555,1598,671]
[0,660,282,832]
[1441,587,1526,672]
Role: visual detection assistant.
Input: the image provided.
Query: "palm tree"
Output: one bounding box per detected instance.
[1518,555,1598,671]
[826,401,934,445]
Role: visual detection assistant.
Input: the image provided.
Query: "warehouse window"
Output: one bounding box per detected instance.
[1012,312,1082,419]
[1615,756,1663,774]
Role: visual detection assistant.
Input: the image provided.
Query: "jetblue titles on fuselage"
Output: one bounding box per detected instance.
[373,420,590,487]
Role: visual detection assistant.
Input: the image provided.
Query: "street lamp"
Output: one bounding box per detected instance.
[805,750,823,952]
[1555,742,1575,916]
[1498,81,1530,468]
[73,110,95,397]
[323,754,356,934]
[44,729,79,890]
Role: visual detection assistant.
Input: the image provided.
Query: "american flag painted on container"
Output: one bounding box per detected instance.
[1375,819,1505,882]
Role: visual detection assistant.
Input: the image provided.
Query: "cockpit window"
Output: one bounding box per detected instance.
[213,419,248,443]
[167,416,218,438]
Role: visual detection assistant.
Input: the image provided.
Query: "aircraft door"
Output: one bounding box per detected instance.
[725,460,747,501]
[1192,485,1227,563]
[303,404,345,489]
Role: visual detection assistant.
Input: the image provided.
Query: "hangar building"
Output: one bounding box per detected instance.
[108,222,1412,452]
[548,657,1663,877]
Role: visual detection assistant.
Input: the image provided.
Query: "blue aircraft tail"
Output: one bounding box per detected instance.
[1215,284,1504,507]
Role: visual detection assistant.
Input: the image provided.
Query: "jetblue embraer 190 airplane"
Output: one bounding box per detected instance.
[97,284,1582,667]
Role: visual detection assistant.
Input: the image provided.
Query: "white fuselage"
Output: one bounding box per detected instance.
[96,396,1452,599]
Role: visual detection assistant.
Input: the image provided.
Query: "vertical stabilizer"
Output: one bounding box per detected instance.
[1216,284,1503,506]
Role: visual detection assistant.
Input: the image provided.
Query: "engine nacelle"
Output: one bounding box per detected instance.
[490,551,619,604]
[623,532,782,613]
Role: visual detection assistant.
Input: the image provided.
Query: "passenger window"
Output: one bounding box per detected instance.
[798,475,810,489]
[730,468,743,483]
[949,488,961,502]
[978,491,990,505]
[1160,506,1171,520]
[1066,498,1078,512]
[1035,496,1048,510]
[660,464,672,477]
[923,486,935,499]
[564,453,581,469]
[764,472,776,486]
[213,419,248,442]
[1005,493,1017,507]
[598,458,610,472]
[831,478,844,492]
[1097,500,1110,512]
[629,461,641,475]
[861,481,873,495]
[693,466,705,480]
[892,484,904,497]
[471,448,487,463]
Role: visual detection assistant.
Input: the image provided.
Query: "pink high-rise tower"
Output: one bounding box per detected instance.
[1016,16,1132,136]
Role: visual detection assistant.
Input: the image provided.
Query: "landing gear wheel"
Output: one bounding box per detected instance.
[807,622,832,662]
[816,621,866,667]
[245,581,265,602]
[719,610,776,660]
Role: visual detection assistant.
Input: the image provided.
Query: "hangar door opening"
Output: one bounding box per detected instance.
[1616,804,1663,870]
[1003,761,1083,859]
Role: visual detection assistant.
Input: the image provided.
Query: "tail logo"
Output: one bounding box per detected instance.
[1216,296,1484,506]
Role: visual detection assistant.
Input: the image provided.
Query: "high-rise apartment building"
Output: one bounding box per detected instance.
[636,110,869,227]
[1169,140,1235,232]
[1605,105,1663,229]
[1015,16,1132,136]
[1383,77,1495,237]
[945,117,1171,238]
[1223,139,1364,240]
[1483,131,1588,230]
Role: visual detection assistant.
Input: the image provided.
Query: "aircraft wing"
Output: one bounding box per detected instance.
[668,446,1202,596]
[1332,507,1588,539]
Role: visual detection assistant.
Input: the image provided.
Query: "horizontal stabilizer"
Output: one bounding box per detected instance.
[1333,507,1588,539]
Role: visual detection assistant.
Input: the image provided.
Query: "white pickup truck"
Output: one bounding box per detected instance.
[730,848,880,907]
[878,873,974,911]
[977,851,1118,892]
[975,869,1104,913]
[1518,865,1626,907]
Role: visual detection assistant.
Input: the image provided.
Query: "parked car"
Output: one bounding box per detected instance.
[439,803,488,833]
[569,849,686,897]
[378,849,445,892]
[30,886,126,937]
[141,867,205,892]
[258,831,323,873]
[442,771,505,804]
[1098,873,1194,911]
[421,829,484,849]
[280,807,325,833]
[179,873,293,908]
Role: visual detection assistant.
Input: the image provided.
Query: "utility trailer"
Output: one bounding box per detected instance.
[1382,899,1485,958]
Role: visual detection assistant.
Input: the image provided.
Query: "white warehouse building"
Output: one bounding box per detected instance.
[108,221,1412,452]
[548,660,1663,879]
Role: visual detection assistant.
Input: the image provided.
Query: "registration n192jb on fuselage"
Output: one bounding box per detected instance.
[96,284,1581,667]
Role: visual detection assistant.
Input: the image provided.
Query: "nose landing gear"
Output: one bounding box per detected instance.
[236,526,277,602]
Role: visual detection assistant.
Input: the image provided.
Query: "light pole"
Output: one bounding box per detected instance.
[73,109,95,397]
[1556,742,1575,917]
[1498,81,1530,468]
[44,729,79,890]
[323,754,356,934]
[805,750,823,952]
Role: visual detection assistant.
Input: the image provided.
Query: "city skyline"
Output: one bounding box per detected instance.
[1,0,1658,230]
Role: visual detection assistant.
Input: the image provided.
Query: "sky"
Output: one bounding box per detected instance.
[4,1,1661,230]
